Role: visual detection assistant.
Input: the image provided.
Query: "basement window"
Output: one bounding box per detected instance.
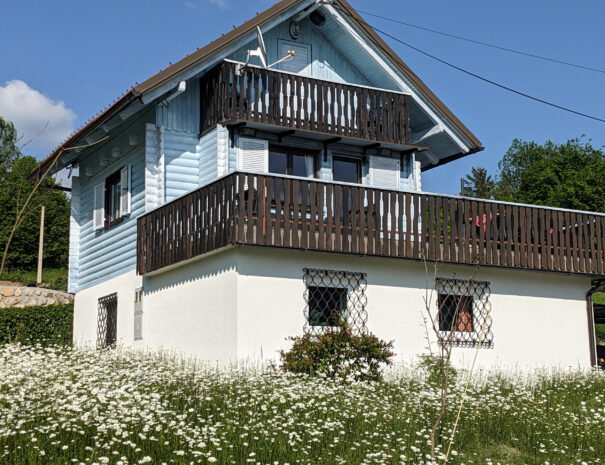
[303,268,367,336]
[435,278,493,348]
[97,293,118,349]
[308,286,347,327]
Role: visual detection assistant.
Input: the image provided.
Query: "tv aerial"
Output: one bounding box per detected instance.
[237,26,295,74]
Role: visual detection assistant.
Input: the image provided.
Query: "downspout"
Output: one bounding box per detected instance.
[587,280,605,368]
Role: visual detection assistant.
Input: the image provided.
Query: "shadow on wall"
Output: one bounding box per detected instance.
[234,246,591,301]
[143,249,237,294]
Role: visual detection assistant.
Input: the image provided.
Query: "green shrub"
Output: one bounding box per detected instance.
[0,304,73,345]
[280,325,394,382]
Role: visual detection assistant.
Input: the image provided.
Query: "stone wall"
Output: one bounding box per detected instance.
[0,286,74,308]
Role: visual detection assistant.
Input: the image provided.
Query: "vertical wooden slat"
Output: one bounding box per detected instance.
[301,180,309,249]
[334,184,342,252]
[274,177,283,247]
[389,190,397,257]
[264,175,273,246]
[284,177,292,247]
[309,181,317,250]
[397,191,404,258]
[367,189,375,255]
[326,183,334,252]
[318,183,325,250]
[292,179,300,248]
[351,186,359,254]
[596,215,604,275]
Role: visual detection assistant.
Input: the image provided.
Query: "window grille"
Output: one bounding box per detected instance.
[97,293,118,349]
[303,268,367,336]
[435,278,492,348]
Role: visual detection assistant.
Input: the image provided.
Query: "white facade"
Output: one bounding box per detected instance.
[74,246,593,369]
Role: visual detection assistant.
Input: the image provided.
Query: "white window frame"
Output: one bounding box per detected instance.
[93,164,132,231]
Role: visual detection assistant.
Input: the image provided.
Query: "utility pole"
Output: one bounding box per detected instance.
[36,206,45,286]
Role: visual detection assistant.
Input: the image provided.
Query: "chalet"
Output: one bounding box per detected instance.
[34,0,604,368]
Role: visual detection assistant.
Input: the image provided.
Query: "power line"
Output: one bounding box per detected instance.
[357,9,605,75]
[369,25,605,124]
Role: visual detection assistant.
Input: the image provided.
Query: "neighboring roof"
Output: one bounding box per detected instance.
[33,0,482,178]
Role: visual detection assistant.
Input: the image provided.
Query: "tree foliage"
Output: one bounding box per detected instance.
[0,116,70,272]
[464,138,605,212]
[0,118,19,171]
[464,166,495,199]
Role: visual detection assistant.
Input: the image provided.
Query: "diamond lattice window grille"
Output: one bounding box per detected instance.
[435,278,493,348]
[97,293,118,349]
[303,268,367,336]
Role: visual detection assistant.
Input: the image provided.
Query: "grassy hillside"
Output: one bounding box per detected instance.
[1,345,604,465]
[0,268,67,291]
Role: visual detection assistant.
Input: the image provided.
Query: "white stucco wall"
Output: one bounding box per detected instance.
[235,248,592,369]
[73,270,142,347]
[73,247,593,369]
[141,250,238,361]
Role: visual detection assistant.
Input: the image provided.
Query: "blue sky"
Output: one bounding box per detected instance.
[1,0,604,194]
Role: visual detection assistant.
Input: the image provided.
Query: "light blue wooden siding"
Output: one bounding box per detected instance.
[77,147,145,291]
[227,17,369,86]
[156,77,200,134]
[164,129,200,201]
[199,128,218,185]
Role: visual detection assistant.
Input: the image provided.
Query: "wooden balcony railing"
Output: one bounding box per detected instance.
[137,172,605,276]
[200,61,411,146]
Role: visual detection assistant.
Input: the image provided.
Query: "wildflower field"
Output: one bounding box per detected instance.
[1,344,604,465]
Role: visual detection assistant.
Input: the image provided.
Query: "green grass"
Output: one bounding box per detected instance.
[593,292,605,305]
[0,268,67,291]
[1,345,604,465]
[596,324,605,344]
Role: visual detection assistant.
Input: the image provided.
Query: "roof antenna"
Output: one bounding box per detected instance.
[237,26,295,75]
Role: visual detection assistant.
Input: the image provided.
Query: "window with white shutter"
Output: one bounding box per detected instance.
[370,156,400,190]
[238,138,268,172]
[120,165,131,216]
[93,183,105,231]
[93,164,132,231]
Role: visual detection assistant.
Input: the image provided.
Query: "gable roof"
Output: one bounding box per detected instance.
[33,0,482,178]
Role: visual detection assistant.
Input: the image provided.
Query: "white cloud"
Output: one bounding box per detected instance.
[0,80,76,156]
[209,0,228,9]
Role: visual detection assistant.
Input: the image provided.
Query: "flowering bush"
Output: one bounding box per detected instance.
[280,326,395,382]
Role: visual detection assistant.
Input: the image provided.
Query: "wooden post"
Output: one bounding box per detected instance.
[36,206,45,286]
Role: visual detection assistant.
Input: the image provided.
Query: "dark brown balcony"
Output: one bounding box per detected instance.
[200,61,413,150]
[137,172,605,276]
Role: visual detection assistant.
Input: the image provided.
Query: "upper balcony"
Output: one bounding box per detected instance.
[137,171,605,277]
[200,60,414,151]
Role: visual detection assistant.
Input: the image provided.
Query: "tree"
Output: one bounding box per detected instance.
[463,138,605,212]
[494,138,605,212]
[0,118,19,171]
[464,166,495,199]
[0,116,70,275]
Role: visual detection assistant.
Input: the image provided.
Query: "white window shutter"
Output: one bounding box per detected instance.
[120,164,131,216]
[93,182,105,231]
[370,156,400,190]
[238,138,268,172]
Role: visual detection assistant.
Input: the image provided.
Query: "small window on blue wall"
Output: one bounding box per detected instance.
[278,40,311,75]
